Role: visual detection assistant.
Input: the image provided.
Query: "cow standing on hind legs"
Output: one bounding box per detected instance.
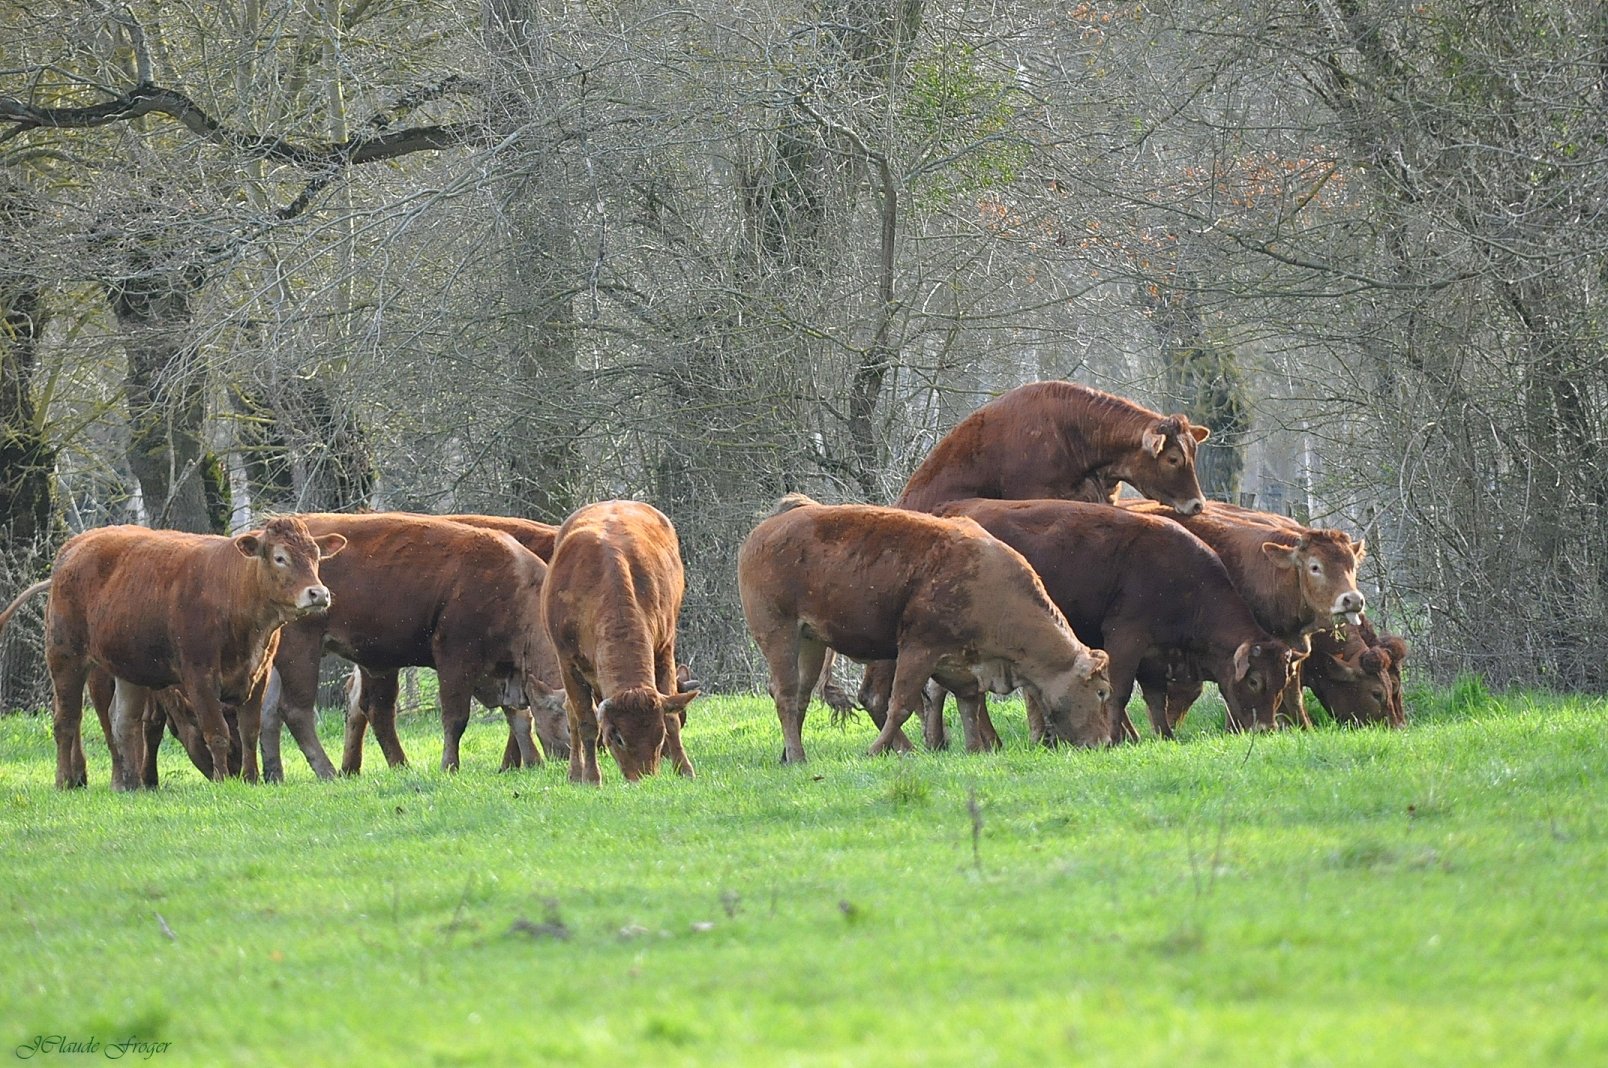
[542,500,698,785]
[850,380,1213,743]
[0,518,344,790]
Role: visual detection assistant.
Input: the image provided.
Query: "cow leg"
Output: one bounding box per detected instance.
[661,709,696,778]
[858,659,914,753]
[88,668,119,786]
[437,670,476,773]
[108,679,152,792]
[754,628,809,764]
[1026,691,1052,747]
[501,708,539,771]
[559,665,600,785]
[1106,631,1153,744]
[363,670,408,770]
[49,657,90,790]
[264,632,321,783]
[341,668,370,775]
[262,667,334,781]
[1276,679,1312,730]
[141,696,166,787]
[921,680,950,751]
[1138,677,1174,740]
[652,649,695,778]
[953,685,1001,754]
[868,648,942,757]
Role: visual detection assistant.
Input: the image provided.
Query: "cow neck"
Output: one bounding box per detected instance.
[589,567,662,698]
[1076,393,1159,488]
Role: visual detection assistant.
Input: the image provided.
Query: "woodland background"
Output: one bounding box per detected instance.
[2,0,1604,706]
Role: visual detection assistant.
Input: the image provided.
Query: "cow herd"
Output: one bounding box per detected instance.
[0,381,1408,791]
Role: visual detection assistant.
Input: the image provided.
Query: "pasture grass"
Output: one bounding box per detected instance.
[1,685,1604,1066]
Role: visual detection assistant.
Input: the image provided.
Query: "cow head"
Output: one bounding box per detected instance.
[235,517,345,617]
[1221,639,1304,731]
[1030,647,1112,747]
[596,686,698,781]
[1262,530,1366,626]
[1114,415,1210,516]
[1309,643,1400,728]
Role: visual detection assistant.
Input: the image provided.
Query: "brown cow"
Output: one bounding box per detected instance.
[932,499,1303,742]
[1303,618,1409,728]
[739,495,1112,763]
[337,513,569,771]
[542,500,698,785]
[896,381,1212,514]
[1120,501,1366,728]
[0,519,343,790]
[261,513,559,780]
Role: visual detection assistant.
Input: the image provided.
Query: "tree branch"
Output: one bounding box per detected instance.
[0,81,490,166]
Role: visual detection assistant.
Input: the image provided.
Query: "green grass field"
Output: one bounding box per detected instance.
[2,682,1604,1067]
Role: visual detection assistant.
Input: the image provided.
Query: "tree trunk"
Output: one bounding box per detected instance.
[107,262,215,534]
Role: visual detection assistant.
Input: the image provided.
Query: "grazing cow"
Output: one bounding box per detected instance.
[262,513,559,780]
[739,495,1112,763]
[1303,618,1409,728]
[0,519,343,790]
[932,499,1303,741]
[542,500,698,785]
[849,381,1212,737]
[1120,500,1366,727]
[337,513,569,770]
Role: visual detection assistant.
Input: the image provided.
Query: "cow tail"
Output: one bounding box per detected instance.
[770,493,819,516]
[0,579,51,639]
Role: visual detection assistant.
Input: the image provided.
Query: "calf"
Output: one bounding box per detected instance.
[1303,618,1409,728]
[542,500,698,784]
[739,495,1112,763]
[262,513,559,779]
[932,499,1303,741]
[0,519,343,790]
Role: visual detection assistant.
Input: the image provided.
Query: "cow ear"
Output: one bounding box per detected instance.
[1262,541,1299,569]
[1233,641,1253,681]
[1141,426,1167,457]
[1353,539,1367,562]
[1188,423,1210,443]
[1380,635,1409,664]
[1076,648,1110,681]
[1327,653,1364,681]
[233,531,265,557]
[315,533,347,559]
[662,690,698,714]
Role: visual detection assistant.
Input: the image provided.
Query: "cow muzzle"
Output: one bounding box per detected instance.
[1175,497,1205,517]
[298,585,333,612]
[1332,590,1365,626]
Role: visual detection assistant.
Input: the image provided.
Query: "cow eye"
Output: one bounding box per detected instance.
[274,553,290,567]
[608,727,626,749]
[1308,562,1322,575]
[1097,688,1110,703]
[1246,676,1263,692]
